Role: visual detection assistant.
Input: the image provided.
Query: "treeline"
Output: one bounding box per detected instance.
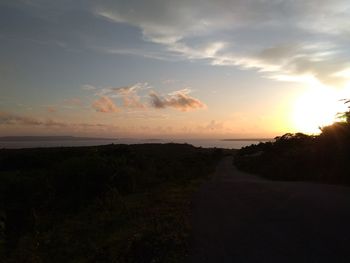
[235,118,350,185]
[0,143,223,262]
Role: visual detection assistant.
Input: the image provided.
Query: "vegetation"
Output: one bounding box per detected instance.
[235,101,350,185]
[0,143,223,262]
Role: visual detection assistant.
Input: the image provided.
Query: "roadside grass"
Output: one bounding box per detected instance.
[0,144,223,262]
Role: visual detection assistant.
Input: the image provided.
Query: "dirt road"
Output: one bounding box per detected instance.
[190,156,350,262]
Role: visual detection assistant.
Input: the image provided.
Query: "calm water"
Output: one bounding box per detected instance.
[0,138,271,149]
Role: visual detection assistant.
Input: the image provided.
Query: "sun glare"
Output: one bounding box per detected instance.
[293,87,347,134]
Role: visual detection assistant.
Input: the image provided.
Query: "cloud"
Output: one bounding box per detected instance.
[101,48,169,61]
[92,96,119,113]
[46,106,56,113]
[94,0,350,44]
[206,120,223,131]
[90,83,205,112]
[168,88,192,96]
[149,89,206,111]
[0,111,120,132]
[0,111,66,127]
[92,0,350,88]
[111,83,147,109]
[81,84,96,90]
[5,1,350,88]
[120,92,145,109]
[91,82,149,109]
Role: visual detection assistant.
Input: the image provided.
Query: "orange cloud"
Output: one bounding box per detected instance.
[92,96,119,113]
[112,85,146,109]
[47,106,56,113]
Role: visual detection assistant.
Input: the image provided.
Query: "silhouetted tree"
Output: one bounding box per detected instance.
[235,99,350,185]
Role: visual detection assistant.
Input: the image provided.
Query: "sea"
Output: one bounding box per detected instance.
[0,138,272,149]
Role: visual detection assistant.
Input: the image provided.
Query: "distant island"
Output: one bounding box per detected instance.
[0,136,118,141]
[221,138,273,141]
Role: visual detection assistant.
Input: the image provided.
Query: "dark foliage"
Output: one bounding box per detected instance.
[0,143,223,262]
[235,104,350,185]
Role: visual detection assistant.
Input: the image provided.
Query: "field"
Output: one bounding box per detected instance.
[0,143,224,262]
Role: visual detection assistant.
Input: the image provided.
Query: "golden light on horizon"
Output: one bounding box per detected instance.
[292,87,347,134]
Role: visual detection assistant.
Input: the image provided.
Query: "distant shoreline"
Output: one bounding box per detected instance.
[0,137,271,149]
[0,136,274,142]
[0,136,118,142]
[221,138,273,141]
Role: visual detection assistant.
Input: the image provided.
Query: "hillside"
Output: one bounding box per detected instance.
[235,121,350,185]
[0,143,223,262]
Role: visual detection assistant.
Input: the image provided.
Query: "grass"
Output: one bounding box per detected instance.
[0,143,223,262]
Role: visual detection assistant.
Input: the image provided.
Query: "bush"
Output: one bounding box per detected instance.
[235,122,350,184]
[0,143,223,262]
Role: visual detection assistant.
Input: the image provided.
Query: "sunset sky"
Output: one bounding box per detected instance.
[1,0,350,138]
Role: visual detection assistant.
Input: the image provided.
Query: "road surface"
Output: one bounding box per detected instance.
[190,156,350,262]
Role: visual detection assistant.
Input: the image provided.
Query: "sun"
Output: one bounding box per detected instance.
[293,87,347,134]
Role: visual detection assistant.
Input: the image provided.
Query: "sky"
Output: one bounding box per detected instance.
[1,0,350,138]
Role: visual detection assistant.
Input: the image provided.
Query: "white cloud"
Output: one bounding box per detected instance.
[93,0,350,87]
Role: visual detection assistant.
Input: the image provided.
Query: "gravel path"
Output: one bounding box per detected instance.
[190,156,350,263]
